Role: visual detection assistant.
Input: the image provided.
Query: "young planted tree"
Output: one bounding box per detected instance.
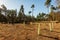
[45,0,51,7]
[0,4,8,23]
[28,11,31,15]
[7,9,17,24]
[50,5,56,21]
[26,11,32,22]
[11,10,17,24]
[31,4,35,17]
[1,4,7,16]
[45,0,51,21]
[18,5,26,23]
[37,13,46,21]
[31,4,35,22]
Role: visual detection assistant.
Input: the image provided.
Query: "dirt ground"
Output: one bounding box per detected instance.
[0,23,60,40]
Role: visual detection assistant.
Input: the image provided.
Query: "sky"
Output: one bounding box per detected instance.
[0,0,56,17]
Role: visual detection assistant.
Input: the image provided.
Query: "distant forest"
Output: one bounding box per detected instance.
[0,0,60,24]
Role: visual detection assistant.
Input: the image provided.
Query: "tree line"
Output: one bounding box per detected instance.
[0,0,60,24]
[0,4,51,24]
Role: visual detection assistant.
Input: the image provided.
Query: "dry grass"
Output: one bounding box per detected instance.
[0,23,60,40]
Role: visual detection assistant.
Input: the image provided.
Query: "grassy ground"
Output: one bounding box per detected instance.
[0,23,60,40]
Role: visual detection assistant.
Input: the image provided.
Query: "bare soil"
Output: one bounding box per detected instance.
[0,23,60,40]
